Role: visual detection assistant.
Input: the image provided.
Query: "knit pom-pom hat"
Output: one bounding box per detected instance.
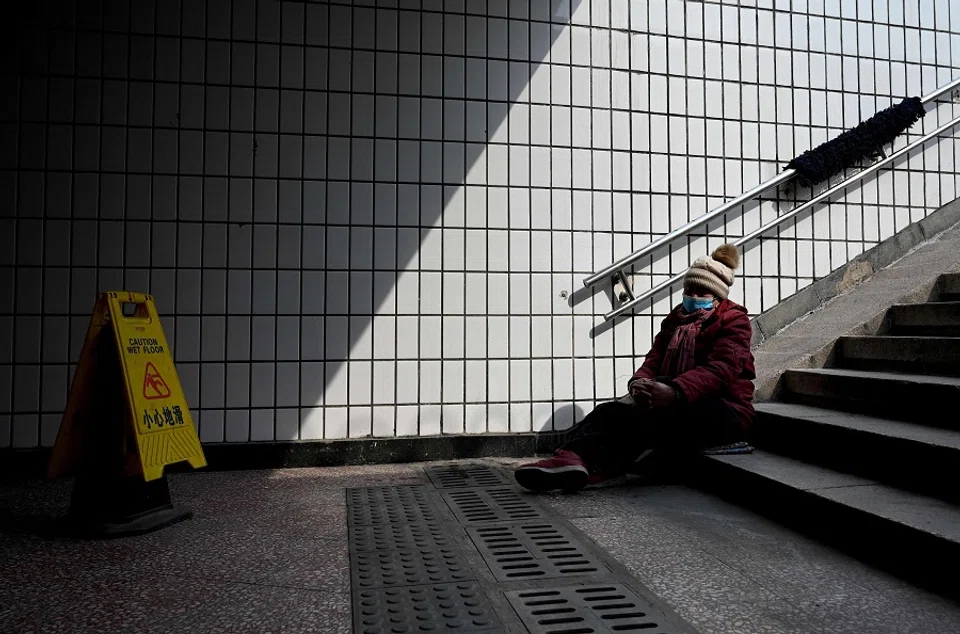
[682,244,740,300]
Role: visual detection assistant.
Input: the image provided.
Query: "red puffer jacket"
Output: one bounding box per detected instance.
[630,299,756,428]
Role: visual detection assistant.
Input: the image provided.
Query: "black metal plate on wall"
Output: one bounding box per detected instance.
[349,521,456,553]
[467,522,609,581]
[425,463,509,489]
[505,583,674,633]
[441,487,543,524]
[347,485,442,526]
[353,581,504,634]
[352,547,475,590]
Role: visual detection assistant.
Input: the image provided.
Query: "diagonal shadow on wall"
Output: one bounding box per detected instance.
[293,0,586,440]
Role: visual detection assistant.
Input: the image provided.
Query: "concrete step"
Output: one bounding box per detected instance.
[888,301,960,336]
[835,335,960,376]
[754,402,960,502]
[938,273,960,302]
[781,368,960,426]
[692,450,960,599]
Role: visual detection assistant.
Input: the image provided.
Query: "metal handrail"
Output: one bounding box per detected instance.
[583,76,960,291]
[921,75,960,104]
[582,170,795,287]
[602,111,960,321]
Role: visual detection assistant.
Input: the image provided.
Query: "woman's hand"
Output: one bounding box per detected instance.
[631,379,677,409]
[630,380,652,409]
[647,381,678,408]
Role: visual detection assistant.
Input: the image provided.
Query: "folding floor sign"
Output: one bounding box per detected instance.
[48,291,207,537]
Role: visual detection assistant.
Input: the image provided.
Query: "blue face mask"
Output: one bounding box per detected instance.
[682,295,715,313]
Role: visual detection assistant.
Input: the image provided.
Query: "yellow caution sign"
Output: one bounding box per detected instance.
[49,291,207,482]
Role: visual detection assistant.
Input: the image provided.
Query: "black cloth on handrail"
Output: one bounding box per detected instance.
[786,96,926,188]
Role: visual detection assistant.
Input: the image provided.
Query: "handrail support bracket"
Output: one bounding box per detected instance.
[613,270,635,305]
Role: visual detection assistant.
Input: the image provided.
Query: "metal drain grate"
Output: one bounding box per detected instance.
[353,581,504,634]
[442,487,543,524]
[467,522,608,581]
[347,485,431,507]
[352,547,475,589]
[349,522,455,553]
[347,486,442,526]
[426,463,509,489]
[505,584,671,633]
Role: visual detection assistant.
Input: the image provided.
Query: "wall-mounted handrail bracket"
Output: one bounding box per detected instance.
[613,271,635,304]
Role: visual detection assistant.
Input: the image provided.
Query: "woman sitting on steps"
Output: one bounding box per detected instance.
[515,243,756,492]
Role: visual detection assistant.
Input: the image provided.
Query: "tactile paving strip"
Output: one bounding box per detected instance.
[349,522,456,553]
[347,485,442,526]
[505,583,673,633]
[353,582,504,634]
[352,548,475,589]
[441,487,543,524]
[467,522,609,581]
[425,463,509,489]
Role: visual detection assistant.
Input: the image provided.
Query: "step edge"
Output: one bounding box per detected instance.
[837,335,960,341]
[783,367,960,385]
[890,301,960,308]
[701,453,960,544]
[755,404,960,448]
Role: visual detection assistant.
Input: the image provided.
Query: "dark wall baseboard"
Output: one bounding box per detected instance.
[1,432,566,480]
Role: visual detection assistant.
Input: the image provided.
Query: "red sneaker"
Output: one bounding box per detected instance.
[515,450,589,492]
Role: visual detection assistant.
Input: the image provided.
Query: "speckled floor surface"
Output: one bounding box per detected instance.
[2,457,959,634]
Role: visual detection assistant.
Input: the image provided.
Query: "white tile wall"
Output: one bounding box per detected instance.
[2,0,959,448]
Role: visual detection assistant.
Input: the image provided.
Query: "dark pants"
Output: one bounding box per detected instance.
[559,397,746,475]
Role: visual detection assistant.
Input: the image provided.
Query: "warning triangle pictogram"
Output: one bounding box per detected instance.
[142,362,172,400]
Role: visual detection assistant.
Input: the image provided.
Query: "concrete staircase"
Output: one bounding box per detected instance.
[694,272,960,599]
